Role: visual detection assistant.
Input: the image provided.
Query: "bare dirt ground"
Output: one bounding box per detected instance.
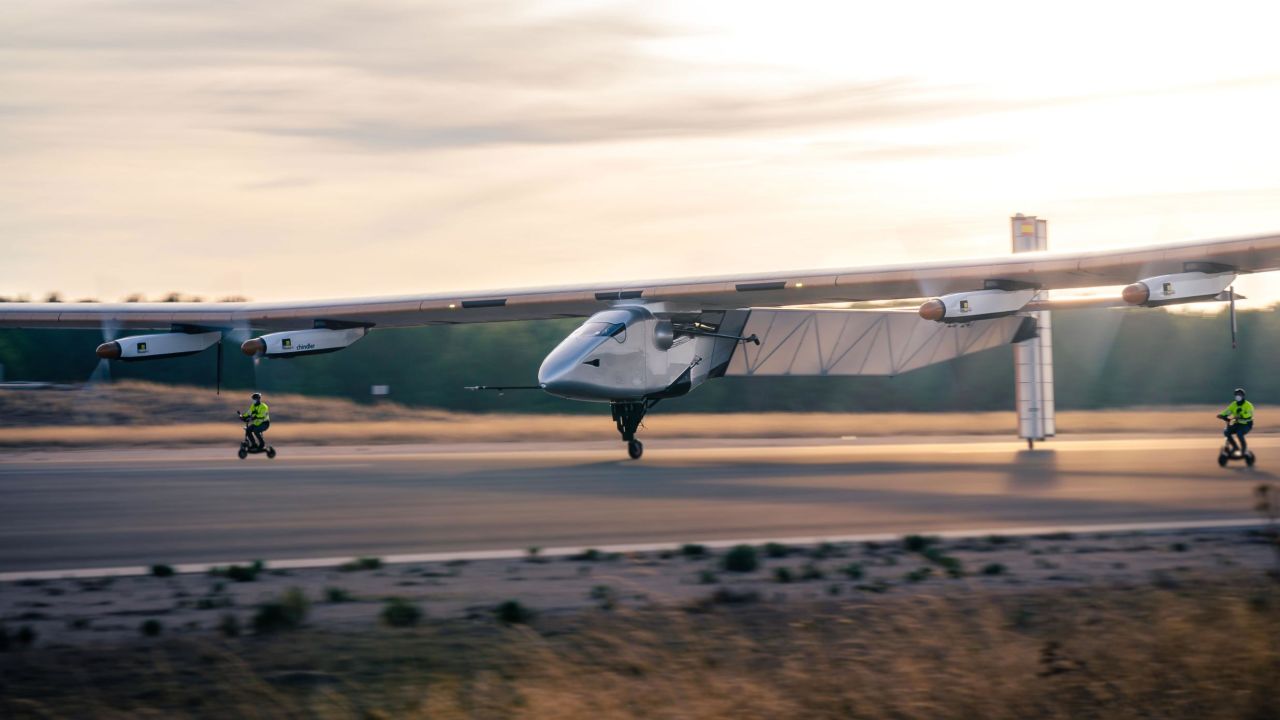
[0,381,1235,447]
[2,529,1278,719]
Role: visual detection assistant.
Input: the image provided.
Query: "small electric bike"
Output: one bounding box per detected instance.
[1217,417,1254,467]
[237,413,277,460]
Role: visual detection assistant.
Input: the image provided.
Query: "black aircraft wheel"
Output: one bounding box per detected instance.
[627,439,644,460]
[1246,451,1256,467]
[1217,452,1228,467]
[238,447,249,460]
[266,447,277,459]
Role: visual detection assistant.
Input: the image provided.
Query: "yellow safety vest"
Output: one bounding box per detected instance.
[1223,400,1254,424]
[245,402,270,426]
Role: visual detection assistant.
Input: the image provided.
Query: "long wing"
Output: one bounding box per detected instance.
[4,231,1279,331]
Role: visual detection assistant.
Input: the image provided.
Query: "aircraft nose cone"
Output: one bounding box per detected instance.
[95,341,121,360]
[536,360,572,393]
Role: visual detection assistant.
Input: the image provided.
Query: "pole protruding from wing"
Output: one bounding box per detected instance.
[1229,285,1238,350]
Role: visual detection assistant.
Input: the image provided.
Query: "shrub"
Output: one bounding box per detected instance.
[763,542,791,558]
[590,585,618,610]
[904,567,933,583]
[810,542,841,559]
[380,598,423,628]
[252,587,309,633]
[680,543,708,558]
[982,563,1008,576]
[903,535,939,552]
[15,626,36,648]
[211,563,262,582]
[723,545,759,572]
[843,563,865,580]
[570,548,618,561]
[697,570,718,584]
[495,600,534,625]
[196,595,233,610]
[140,619,163,637]
[1170,542,1189,553]
[150,564,175,578]
[930,553,965,578]
[800,564,825,581]
[773,567,794,583]
[339,557,383,572]
[325,587,353,603]
[709,587,759,605]
[525,546,546,563]
[218,613,240,638]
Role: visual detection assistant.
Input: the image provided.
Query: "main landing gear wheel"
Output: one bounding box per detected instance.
[612,400,653,460]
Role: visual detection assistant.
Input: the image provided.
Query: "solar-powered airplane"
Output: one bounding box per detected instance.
[3,217,1278,458]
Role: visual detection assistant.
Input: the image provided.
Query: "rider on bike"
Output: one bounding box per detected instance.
[240,393,271,450]
[1217,387,1254,455]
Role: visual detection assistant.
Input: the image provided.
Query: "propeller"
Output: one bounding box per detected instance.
[220,314,257,396]
[89,316,120,386]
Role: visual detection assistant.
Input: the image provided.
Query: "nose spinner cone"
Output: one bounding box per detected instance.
[918,299,946,321]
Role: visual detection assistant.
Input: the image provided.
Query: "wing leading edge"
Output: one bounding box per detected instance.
[3,231,1279,331]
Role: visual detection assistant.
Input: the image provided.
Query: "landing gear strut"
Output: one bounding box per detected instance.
[612,400,656,460]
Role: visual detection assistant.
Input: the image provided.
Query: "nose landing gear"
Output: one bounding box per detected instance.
[613,400,656,460]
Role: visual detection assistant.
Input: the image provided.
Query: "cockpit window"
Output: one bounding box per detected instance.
[570,321,627,343]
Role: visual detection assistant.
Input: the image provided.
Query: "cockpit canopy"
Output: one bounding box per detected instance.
[570,320,627,343]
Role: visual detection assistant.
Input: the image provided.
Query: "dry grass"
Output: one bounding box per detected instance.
[0,380,1237,447]
[3,575,1277,719]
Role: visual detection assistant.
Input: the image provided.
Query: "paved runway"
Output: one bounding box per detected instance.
[0,436,1274,572]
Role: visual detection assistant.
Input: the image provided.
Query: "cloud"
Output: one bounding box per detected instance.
[3,0,673,88]
[0,0,1012,154]
[250,82,1003,150]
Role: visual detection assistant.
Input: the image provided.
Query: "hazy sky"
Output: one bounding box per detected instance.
[3,0,1280,303]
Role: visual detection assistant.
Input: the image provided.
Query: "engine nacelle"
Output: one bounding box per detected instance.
[1122,271,1235,307]
[96,331,221,361]
[240,327,367,358]
[918,287,1036,323]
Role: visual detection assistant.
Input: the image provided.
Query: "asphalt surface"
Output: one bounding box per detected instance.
[0,435,1274,572]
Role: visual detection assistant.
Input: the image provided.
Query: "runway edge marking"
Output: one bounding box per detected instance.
[0,517,1264,582]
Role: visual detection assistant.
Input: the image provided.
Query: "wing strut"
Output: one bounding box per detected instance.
[1229,286,1238,350]
[215,338,223,395]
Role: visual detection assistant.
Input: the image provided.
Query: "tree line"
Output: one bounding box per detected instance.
[0,307,1269,413]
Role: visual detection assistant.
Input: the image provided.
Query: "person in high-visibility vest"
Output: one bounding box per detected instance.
[1217,387,1254,455]
[240,392,271,449]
